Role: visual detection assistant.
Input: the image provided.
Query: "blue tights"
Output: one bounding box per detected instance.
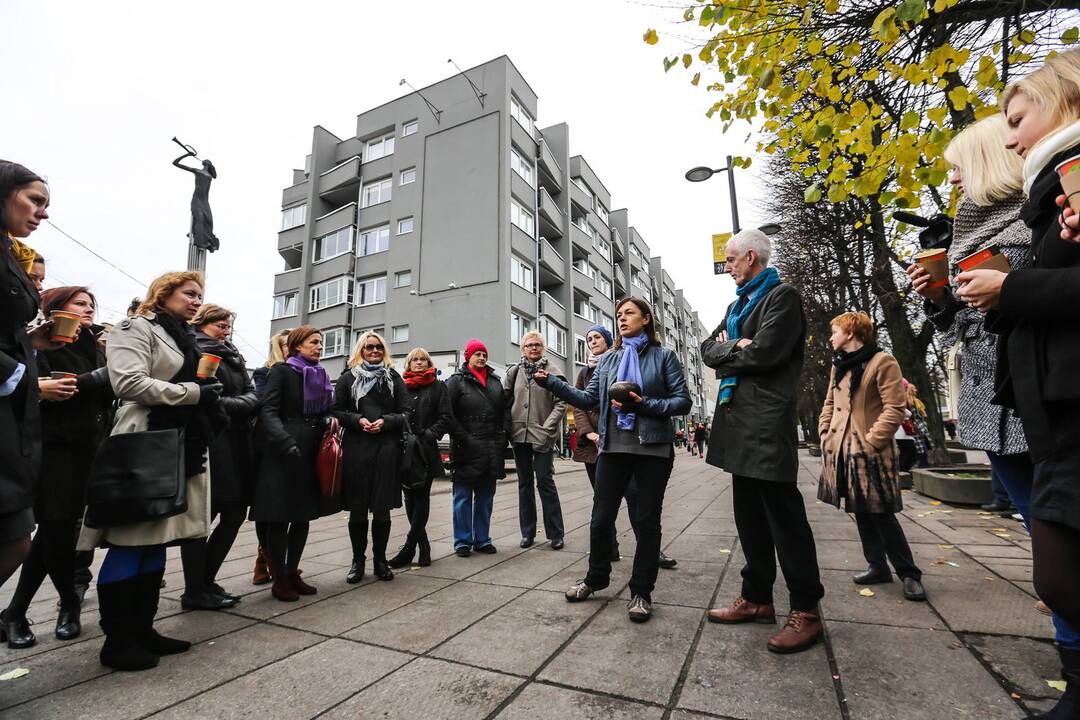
[98,546,166,586]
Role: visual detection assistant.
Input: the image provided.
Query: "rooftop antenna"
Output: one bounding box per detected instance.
[400,78,442,123]
[448,58,486,109]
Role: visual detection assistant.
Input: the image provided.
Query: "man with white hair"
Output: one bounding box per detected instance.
[505,331,567,549]
[700,228,825,655]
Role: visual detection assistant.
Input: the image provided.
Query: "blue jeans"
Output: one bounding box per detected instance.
[988,451,1079,650]
[453,483,496,550]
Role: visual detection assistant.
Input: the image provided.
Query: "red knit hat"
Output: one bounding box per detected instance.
[464,338,488,363]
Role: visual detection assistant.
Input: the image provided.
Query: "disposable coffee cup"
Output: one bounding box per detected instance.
[196,353,221,379]
[1056,155,1080,215]
[914,248,949,289]
[49,371,77,381]
[49,311,81,343]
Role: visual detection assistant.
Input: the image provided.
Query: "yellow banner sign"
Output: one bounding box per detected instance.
[712,232,732,274]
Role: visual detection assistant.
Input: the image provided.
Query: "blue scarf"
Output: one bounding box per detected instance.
[719,266,781,405]
[614,332,649,430]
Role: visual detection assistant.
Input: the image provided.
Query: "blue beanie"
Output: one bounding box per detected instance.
[586,324,613,349]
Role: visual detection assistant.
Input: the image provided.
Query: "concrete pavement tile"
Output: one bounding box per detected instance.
[680,517,739,536]
[271,574,454,636]
[619,559,728,609]
[468,548,586,588]
[217,566,356,620]
[495,682,664,719]
[535,554,633,593]
[965,634,1063,700]
[539,602,701,705]
[816,541,985,577]
[345,581,523,653]
[715,555,790,617]
[322,656,522,719]
[928,573,1055,638]
[981,561,1033,583]
[801,520,861,541]
[828,621,1019,719]
[431,589,596,676]
[408,546,529,581]
[818,570,945,630]
[2,624,322,720]
[149,639,411,719]
[960,544,1032,560]
[677,614,837,719]
[662,532,735,562]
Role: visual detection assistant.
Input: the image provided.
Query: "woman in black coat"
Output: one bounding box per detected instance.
[174,304,257,610]
[251,325,332,602]
[445,339,507,556]
[0,161,50,601]
[388,347,452,569]
[2,286,111,647]
[334,331,406,583]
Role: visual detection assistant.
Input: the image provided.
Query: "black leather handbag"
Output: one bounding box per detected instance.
[84,428,188,529]
[398,418,430,490]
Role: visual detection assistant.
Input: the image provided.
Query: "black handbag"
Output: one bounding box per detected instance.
[398,417,430,490]
[84,428,188,529]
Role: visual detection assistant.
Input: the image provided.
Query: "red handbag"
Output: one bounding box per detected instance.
[316,417,343,499]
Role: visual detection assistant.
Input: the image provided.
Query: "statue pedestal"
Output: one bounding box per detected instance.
[187,242,206,274]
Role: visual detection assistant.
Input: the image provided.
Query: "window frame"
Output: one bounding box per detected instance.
[510,95,535,137]
[399,167,416,185]
[355,274,388,307]
[361,177,393,208]
[394,270,412,288]
[402,120,418,137]
[510,255,535,292]
[510,199,535,235]
[280,205,307,231]
[391,324,410,343]
[321,326,347,359]
[364,133,396,163]
[357,224,390,257]
[272,292,298,320]
[309,276,352,313]
[312,226,354,264]
[510,312,534,346]
[510,147,535,187]
[397,217,414,235]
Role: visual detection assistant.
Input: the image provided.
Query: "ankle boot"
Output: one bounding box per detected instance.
[372,518,394,581]
[417,534,432,567]
[0,609,35,649]
[387,540,416,569]
[136,570,191,656]
[98,578,159,671]
[55,603,81,641]
[1032,647,1080,719]
[252,546,271,585]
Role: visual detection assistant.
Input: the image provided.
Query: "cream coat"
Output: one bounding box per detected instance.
[78,314,210,549]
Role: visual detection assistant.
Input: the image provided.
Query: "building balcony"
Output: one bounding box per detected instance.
[614,264,627,294]
[569,182,592,215]
[540,290,565,319]
[318,156,362,198]
[538,187,564,240]
[282,180,309,207]
[570,224,592,259]
[314,202,357,238]
[278,224,306,254]
[538,139,564,193]
[539,240,565,288]
[273,267,302,294]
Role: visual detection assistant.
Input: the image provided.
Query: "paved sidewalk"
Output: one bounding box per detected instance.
[0,451,1061,718]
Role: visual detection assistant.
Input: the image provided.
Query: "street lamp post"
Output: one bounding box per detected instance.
[685,155,741,233]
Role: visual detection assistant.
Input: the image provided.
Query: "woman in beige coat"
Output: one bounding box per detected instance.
[78,271,224,672]
[817,312,926,602]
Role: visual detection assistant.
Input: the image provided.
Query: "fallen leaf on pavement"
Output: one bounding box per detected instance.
[1011,693,1021,700]
[858,588,875,597]
[937,544,955,550]
[718,549,731,554]
[0,668,29,681]
[946,561,960,567]
[1048,680,1067,692]
[930,500,942,506]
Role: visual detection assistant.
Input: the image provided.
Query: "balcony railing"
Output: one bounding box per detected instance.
[540,291,565,317]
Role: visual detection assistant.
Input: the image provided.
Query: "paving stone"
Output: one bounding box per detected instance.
[818,569,945,630]
[322,656,523,719]
[965,634,1063,700]
[677,614,837,719]
[468,548,586,588]
[432,589,597,676]
[539,602,701,705]
[345,580,523,653]
[535,554,633,594]
[408,545,529,581]
[2,624,322,720]
[619,559,727,609]
[828,621,1019,719]
[218,566,355,620]
[150,639,411,719]
[662,532,735,562]
[928,573,1055,639]
[496,682,664,719]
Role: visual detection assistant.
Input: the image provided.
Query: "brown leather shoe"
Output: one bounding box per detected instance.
[252,547,271,586]
[767,610,823,654]
[290,572,317,596]
[707,597,776,624]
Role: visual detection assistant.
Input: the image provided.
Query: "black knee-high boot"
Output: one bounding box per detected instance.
[372,516,393,581]
[135,569,191,656]
[98,578,159,671]
[1033,647,1080,719]
[346,518,368,584]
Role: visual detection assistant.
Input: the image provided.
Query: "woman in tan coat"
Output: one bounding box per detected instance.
[817,312,926,602]
[78,271,224,671]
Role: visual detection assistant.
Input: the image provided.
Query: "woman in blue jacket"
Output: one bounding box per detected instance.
[535,296,691,623]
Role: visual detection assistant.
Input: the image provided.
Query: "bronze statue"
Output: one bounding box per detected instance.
[172,137,220,252]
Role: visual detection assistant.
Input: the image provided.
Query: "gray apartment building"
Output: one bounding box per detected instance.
[270,55,710,427]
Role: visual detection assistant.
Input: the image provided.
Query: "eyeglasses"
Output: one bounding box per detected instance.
[523,343,543,349]
[212,322,232,332]
[363,344,384,352]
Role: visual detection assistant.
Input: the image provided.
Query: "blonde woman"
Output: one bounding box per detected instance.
[249,328,290,586]
[333,331,407,583]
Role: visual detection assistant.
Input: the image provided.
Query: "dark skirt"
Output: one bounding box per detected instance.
[1031,402,1080,531]
[0,507,34,543]
[36,440,95,521]
[341,438,402,515]
[250,418,323,524]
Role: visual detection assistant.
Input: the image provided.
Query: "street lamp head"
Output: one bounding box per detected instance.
[685,166,715,183]
[758,223,782,236]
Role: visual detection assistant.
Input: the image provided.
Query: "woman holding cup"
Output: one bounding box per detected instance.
[1,286,112,648]
[249,328,290,586]
[953,49,1080,716]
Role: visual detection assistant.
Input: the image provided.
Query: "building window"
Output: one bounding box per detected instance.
[394,270,412,288]
[630,243,643,260]
[397,217,414,235]
[309,277,351,312]
[391,324,409,343]
[574,335,588,365]
[354,327,385,347]
[510,148,534,187]
[592,231,612,262]
[358,225,390,256]
[571,213,590,234]
[364,134,395,162]
[361,178,392,208]
[356,275,387,306]
[510,255,534,291]
[572,177,593,206]
[510,200,534,235]
[280,205,306,231]
[574,299,597,323]
[312,226,354,263]
[400,167,416,185]
[596,202,609,226]
[510,312,533,345]
[600,312,614,333]
[322,327,347,358]
[573,259,595,279]
[402,120,418,137]
[539,317,566,357]
[510,96,535,137]
[594,273,613,299]
[272,292,297,319]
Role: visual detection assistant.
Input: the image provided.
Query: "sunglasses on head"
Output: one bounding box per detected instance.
[363,343,384,352]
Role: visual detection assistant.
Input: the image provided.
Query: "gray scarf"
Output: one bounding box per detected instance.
[350,361,393,404]
[519,357,547,385]
[949,193,1029,270]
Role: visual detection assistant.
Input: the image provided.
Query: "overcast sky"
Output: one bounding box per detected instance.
[2,0,764,363]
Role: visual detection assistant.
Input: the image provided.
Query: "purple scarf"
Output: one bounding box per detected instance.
[286,355,334,414]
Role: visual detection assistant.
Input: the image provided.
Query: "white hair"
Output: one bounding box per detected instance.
[520,329,545,347]
[727,228,772,267]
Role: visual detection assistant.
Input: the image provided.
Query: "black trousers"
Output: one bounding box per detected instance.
[732,475,824,612]
[586,452,672,601]
[402,478,432,546]
[854,512,921,580]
